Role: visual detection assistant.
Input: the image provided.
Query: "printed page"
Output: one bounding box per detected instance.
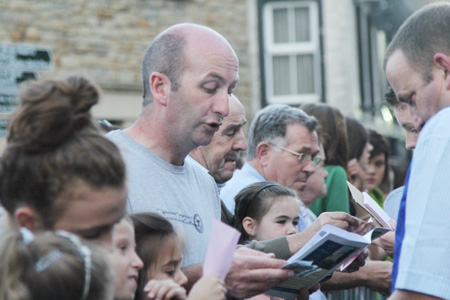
[265,224,370,299]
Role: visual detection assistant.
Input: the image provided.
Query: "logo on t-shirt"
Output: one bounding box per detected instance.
[157,209,204,233]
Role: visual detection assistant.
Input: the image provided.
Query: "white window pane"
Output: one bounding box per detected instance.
[296,54,315,94]
[273,55,291,95]
[295,7,310,42]
[273,8,289,43]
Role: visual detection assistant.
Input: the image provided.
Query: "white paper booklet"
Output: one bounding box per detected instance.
[264,224,390,300]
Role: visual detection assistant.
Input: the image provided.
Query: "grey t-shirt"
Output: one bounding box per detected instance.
[107,130,221,267]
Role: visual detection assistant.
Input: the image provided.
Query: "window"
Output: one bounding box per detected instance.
[262,1,322,105]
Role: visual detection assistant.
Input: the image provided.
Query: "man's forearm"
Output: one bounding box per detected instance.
[286,226,317,255]
[320,270,367,291]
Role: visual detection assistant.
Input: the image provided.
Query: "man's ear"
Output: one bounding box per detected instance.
[434,53,450,90]
[242,216,257,238]
[14,206,40,230]
[256,142,272,167]
[149,71,172,106]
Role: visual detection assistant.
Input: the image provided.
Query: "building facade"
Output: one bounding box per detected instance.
[0,0,432,152]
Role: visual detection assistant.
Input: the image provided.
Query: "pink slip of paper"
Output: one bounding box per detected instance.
[202,219,241,280]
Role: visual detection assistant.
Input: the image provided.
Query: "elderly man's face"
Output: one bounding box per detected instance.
[166,32,239,149]
[200,96,247,183]
[263,123,319,196]
[386,49,444,129]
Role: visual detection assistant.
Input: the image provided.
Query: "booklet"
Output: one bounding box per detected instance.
[347,181,393,229]
[264,224,390,300]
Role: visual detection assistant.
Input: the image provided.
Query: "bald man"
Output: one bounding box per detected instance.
[108,24,303,299]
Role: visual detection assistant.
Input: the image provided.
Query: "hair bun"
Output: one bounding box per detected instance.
[7,76,100,153]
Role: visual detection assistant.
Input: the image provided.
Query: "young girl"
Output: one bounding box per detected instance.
[131,212,226,300]
[0,228,112,300]
[234,182,300,245]
[234,182,326,300]
[112,217,144,300]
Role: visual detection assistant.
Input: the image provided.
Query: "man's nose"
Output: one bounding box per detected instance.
[213,92,230,118]
[233,130,247,151]
[302,159,315,174]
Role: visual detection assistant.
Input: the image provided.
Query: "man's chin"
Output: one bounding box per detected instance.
[216,166,236,183]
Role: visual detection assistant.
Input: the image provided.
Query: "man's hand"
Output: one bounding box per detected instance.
[373,220,396,257]
[225,247,294,299]
[363,260,393,297]
[341,249,369,273]
[310,212,374,235]
[287,212,373,256]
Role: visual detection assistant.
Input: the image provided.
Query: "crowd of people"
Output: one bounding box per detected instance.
[0,2,449,300]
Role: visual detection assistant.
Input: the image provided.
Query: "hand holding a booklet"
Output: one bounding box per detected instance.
[305,211,375,241]
[372,219,397,257]
[265,224,390,300]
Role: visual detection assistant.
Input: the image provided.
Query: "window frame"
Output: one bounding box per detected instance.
[262,0,322,105]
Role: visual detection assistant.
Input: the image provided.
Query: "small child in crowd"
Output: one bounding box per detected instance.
[112,217,144,300]
[131,212,226,300]
[234,182,300,245]
[234,182,326,300]
[0,228,112,300]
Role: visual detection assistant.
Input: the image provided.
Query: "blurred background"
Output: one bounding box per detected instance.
[0,0,435,159]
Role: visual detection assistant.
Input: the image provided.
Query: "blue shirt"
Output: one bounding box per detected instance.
[220,162,266,213]
[392,106,450,298]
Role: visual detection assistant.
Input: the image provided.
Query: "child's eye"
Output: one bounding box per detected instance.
[293,221,299,226]
[166,270,176,277]
[276,220,286,225]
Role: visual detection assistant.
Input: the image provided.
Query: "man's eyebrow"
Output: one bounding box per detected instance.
[205,73,225,83]
[224,123,242,131]
[397,91,415,105]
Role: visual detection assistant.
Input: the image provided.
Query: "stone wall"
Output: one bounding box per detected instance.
[0,0,253,127]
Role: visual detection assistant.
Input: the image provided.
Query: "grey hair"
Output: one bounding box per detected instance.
[141,30,187,106]
[246,104,318,160]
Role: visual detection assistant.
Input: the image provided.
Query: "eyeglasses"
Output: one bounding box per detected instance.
[271,144,323,166]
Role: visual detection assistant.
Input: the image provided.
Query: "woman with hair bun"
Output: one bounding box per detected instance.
[0,76,127,245]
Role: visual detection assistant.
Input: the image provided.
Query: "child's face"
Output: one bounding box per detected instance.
[253,196,300,241]
[112,218,144,300]
[146,237,188,286]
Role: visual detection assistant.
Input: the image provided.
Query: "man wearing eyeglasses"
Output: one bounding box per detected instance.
[221,104,378,299]
[221,104,322,212]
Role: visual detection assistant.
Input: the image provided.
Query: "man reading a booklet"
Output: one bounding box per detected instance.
[385,3,450,299]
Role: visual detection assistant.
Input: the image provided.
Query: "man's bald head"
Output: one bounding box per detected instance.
[141,23,237,106]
